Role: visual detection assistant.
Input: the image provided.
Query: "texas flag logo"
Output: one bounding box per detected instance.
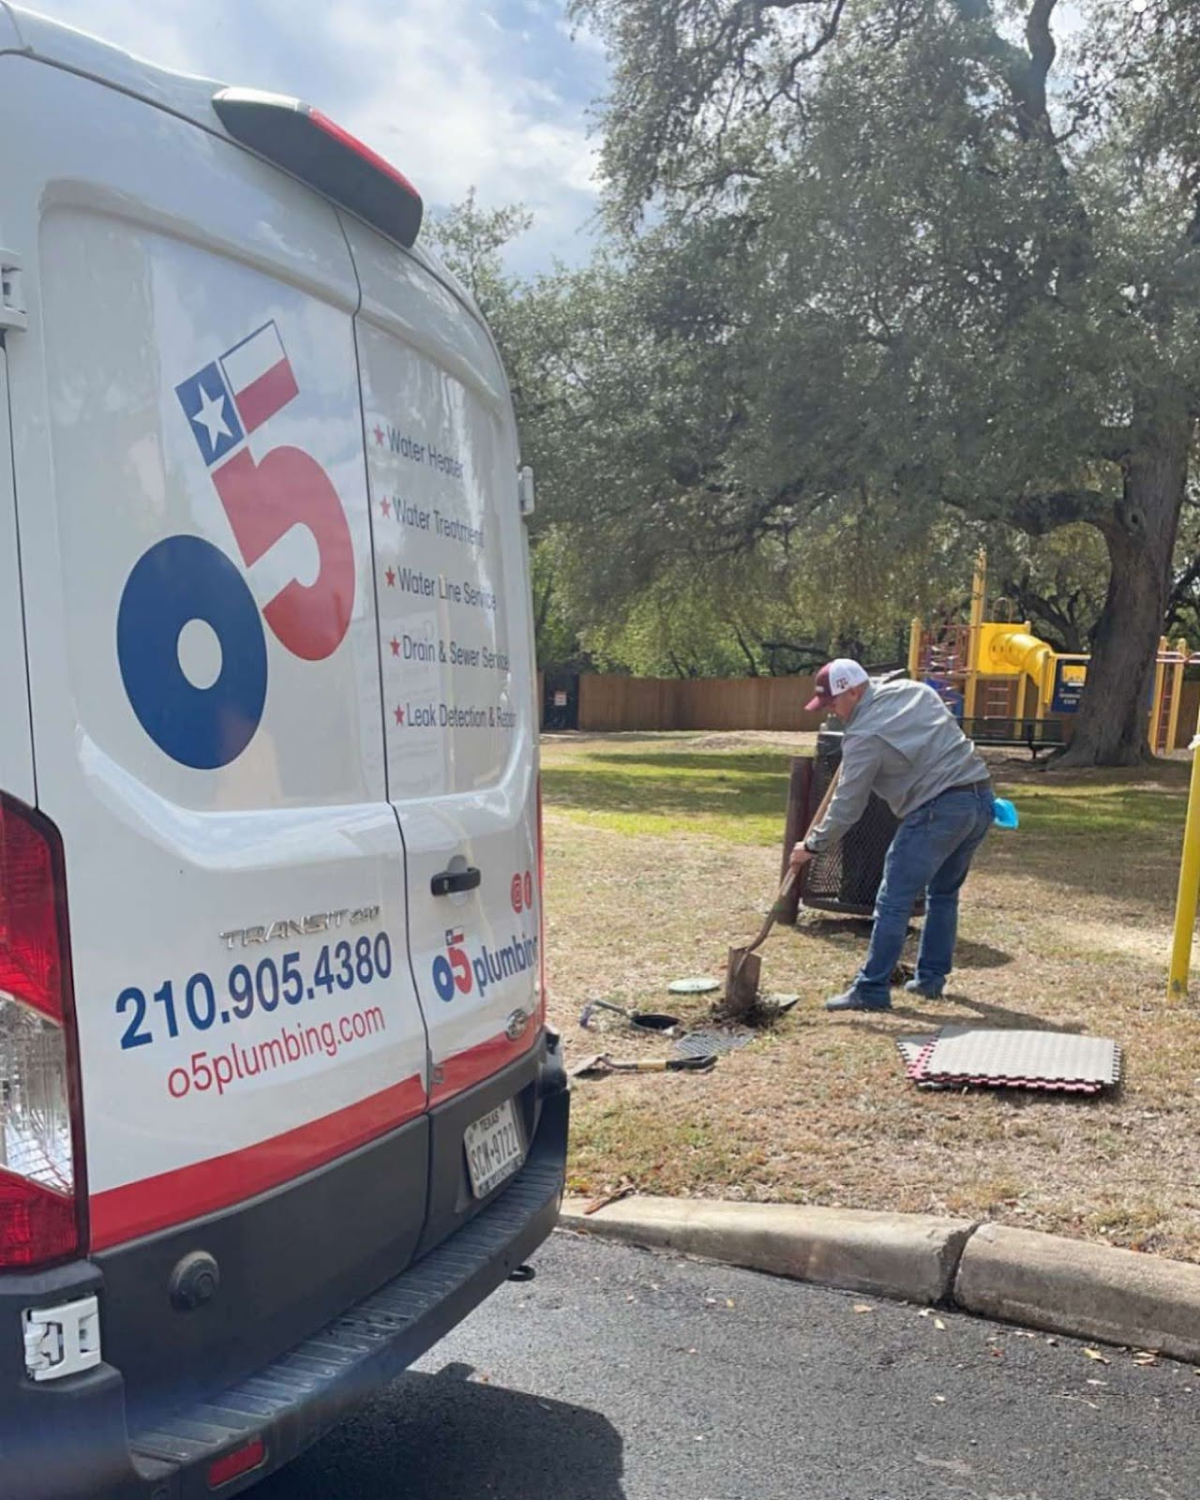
[175,321,299,467]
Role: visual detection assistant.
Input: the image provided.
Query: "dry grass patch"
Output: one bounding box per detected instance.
[543,733,1200,1262]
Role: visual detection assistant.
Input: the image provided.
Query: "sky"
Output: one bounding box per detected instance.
[23,0,611,276]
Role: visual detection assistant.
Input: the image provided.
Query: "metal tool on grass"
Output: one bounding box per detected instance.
[724,764,843,1016]
[569,1052,718,1080]
[579,998,680,1033]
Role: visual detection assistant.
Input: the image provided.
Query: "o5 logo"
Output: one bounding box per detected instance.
[117,322,356,769]
[432,929,474,1003]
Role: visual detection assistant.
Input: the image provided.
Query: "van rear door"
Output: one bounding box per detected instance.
[0,340,34,806]
[0,55,432,1414]
[344,220,542,1245]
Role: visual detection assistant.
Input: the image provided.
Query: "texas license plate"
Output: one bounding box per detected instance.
[464,1099,525,1198]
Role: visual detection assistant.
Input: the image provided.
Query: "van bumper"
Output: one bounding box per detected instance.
[0,1062,568,1500]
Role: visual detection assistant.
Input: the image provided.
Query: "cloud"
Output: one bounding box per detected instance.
[25,0,607,273]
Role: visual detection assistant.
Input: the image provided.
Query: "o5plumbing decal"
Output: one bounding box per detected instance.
[116,321,355,768]
[431,926,538,1004]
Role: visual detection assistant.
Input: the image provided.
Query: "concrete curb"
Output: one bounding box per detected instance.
[560,1197,975,1306]
[562,1196,1200,1360]
[955,1222,1200,1364]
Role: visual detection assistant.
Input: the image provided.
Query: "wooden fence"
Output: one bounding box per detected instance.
[577,674,823,733]
[569,671,1200,747]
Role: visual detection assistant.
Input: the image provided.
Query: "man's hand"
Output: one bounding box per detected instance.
[789,843,814,872]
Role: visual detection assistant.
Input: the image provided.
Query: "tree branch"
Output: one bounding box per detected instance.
[731,622,761,675]
[950,0,1058,143]
[1023,0,1058,131]
[944,486,1115,537]
[1097,424,1134,463]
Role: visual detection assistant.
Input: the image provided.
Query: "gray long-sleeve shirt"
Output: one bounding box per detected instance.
[804,679,989,854]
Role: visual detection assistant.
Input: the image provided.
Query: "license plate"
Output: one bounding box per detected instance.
[464,1099,525,1198]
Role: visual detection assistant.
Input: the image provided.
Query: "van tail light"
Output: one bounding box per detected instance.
[212,89,424,249]
[0,795,84,1269]
[536,776,547,1020]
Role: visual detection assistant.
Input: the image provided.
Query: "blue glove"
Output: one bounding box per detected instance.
[993,797,1019,829]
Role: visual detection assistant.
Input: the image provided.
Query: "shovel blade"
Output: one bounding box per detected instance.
[724,946,762,1019]
[569,1053,611,1079]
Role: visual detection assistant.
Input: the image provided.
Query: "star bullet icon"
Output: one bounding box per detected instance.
[385,567,396,587]
[373,424,385,446]
[393,705,405,725]
[380,497,392,519]
[389,637,401,656]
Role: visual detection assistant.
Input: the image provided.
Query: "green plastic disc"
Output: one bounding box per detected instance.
[668,977,721,995]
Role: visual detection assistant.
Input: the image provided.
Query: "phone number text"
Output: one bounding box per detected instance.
[115,931,394,1052]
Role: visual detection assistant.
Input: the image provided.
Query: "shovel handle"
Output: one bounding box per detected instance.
[803,762,843,848]
[588,998,631,1019]
[605,1056,716,1073]
[736,763,843,968]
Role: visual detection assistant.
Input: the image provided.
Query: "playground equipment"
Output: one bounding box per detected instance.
[909,552,1190,756]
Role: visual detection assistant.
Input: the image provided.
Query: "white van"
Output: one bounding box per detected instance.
[0,8,566,1495]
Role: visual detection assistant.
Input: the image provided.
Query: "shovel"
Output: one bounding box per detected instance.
[569,1052,718,1079]
[724,764,843,1016]
[579,998,680,1033]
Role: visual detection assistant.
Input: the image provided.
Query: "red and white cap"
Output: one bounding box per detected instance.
[804,658,869,713]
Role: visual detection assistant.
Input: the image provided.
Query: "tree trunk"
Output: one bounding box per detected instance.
[1054,421,1192,768]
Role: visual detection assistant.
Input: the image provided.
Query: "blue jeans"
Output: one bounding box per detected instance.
[853,782,995,1002]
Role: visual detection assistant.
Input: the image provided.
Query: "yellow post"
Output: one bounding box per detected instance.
[1168,701,1200,999]
[1167,640,1187,755]
[1037,648,1052,722]
[1150,636,1167,752]
[963,550,987,720]
[908,617,923,680]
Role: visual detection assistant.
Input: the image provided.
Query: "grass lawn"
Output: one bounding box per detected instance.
[541,730,1200,1262]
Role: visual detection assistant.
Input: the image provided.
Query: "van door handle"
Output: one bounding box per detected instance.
[431,867,482,897]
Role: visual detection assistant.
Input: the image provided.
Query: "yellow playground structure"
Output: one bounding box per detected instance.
[909,553,1190,757]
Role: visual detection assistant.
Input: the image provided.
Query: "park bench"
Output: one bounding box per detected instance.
[960,716,1065,761]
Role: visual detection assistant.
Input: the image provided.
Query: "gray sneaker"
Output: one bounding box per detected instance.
[825,989,893,1012]
[903,978,944,1000]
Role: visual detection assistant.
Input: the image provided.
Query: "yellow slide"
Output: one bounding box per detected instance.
[981,625,1058,709]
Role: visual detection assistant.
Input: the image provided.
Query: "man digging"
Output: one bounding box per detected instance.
[789,659,995,1012]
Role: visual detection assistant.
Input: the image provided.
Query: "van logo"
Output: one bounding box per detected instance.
[116,321,355,770]
[430,930,539,1005]
[431,929,474,1003]
[505,1008,531,1041]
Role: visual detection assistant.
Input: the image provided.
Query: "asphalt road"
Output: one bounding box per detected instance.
[257,1230,1200,1500]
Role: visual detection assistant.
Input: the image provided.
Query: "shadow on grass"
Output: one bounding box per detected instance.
[952,938,1013,969]
[1004,788,1183,837]
[990,754,1191,791]
[543,753,790,825]
[983,813,1181,909]
[543,730,699,745]
[547,741,1188,917]
[880,994,1087,1033]
[795,916,1012,970]
[581,750,795,773]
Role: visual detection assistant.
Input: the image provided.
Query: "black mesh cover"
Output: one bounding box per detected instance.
[804,729,912,917]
